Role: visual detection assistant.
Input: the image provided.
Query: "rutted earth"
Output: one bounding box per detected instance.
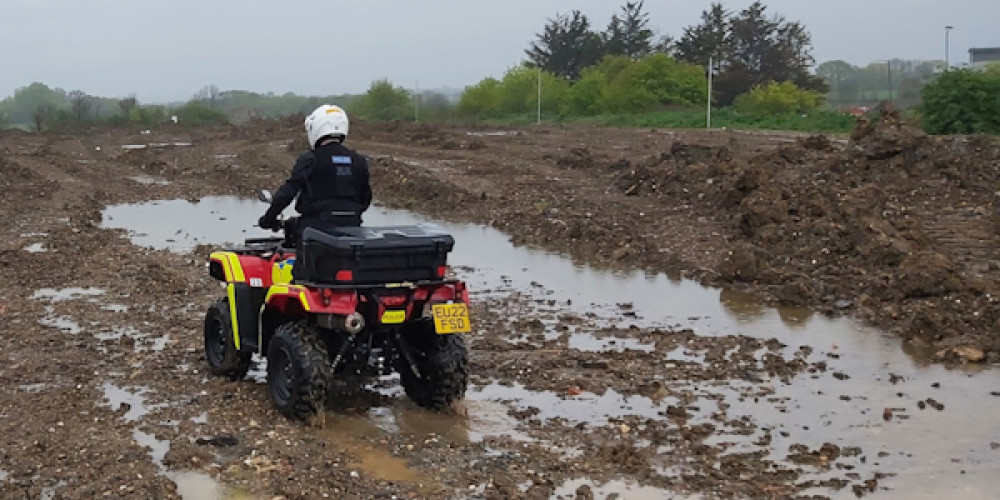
[0,113,996,499]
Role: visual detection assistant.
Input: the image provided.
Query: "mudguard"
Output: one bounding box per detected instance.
[264,285,358,316]
[226,282,264,351]
[209,251,272,287]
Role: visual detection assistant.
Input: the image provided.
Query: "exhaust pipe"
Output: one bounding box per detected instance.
[336,312,365,335]
[318,312,366,334]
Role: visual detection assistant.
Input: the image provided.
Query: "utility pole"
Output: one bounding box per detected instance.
[887,60,893,104]
[537,67,542,125]
[414,79,420,123]
[706,56,713,129]
[945,26,954,70]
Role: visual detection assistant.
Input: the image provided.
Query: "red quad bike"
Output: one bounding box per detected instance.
[203,191,471,420]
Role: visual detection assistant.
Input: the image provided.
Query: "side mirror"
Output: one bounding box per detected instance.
[258,190,273,203]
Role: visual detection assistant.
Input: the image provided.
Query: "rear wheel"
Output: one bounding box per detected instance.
[204,298,252,380]
[398,320,468,410]
[267,322,331,420]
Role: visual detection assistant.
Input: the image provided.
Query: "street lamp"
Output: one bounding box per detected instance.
[945,25,954,70]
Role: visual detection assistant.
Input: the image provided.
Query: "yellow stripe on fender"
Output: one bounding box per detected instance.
[266,285,311,312]
[225,254,246,282]
[210,252,233,281]
[210,251,247,283]
[226,283,241,350]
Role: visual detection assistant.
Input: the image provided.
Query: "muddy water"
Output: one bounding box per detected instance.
[102,197,1000,499]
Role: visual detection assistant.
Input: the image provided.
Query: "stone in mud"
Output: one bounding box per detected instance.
[936,346,986,363]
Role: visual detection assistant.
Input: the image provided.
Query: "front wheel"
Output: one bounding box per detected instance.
[398,320,468,410]
[204,298,252,380]
[266,322,331,420]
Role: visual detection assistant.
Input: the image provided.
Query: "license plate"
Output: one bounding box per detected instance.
[381,309,406,324]
[432,303,471,334]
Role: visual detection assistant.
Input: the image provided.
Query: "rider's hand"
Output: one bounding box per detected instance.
[258,215,280,231]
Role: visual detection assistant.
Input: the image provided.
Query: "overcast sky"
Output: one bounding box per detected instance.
[2,0,997,103]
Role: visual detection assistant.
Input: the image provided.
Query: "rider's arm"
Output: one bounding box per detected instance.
[264,152,313,220]
[357,156,372,213]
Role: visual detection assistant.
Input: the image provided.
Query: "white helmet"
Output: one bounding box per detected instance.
[305,104,349,149]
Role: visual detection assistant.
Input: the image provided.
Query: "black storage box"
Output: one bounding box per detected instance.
[297,225,455,284]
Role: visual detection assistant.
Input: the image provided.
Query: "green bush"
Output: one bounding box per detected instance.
[603,54,706,113]
[986,62,1000,80]
[733,81,824,115]
[356,79,412,121]
[499,66,571,117]
[564,55,706,115]
[457,78,501,118]
[919,69,1000,134]
[173,102,229,126]
[139,105,169,126]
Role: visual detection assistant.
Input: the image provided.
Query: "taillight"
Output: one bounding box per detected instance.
[335,270,353,282]
[380,295,408,307]
[436,266,447,278]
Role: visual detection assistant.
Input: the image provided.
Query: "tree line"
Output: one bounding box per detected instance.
[0,79,462,132]
[455,1,835,122]
[519,1,826,108]
[2,0,997,135]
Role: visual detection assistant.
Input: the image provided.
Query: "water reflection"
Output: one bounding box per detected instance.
[718,288,766,320]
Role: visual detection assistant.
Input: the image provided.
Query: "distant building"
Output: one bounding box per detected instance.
[969,47,1000,67]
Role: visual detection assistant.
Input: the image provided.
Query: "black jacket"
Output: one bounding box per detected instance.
[264,142,372,221]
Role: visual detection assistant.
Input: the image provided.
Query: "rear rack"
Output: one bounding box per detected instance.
[292,279,457,291]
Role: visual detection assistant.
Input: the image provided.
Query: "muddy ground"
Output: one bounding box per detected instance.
[0,112,996,499]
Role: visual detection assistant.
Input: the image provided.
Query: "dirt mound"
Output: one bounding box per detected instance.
[667,141,733,165]
[0,155,59,204]
[850,104,928,160]
[799,134,836,152]
[555,147,597,169]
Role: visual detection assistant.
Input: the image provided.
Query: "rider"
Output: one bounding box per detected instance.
[258,105,372,239]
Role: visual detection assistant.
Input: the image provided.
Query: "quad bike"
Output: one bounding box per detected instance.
[202,192,470,420]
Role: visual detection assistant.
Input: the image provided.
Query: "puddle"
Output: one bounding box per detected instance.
[38,309,82,334]
[465,131,516,137]
[129,175,171,186]
[40,481,67,500]
[103,383,151,422]
[134,430,232,500]
[553,478,697,499]
[32,287,106,302]
[172,472,229,499]
[102,197,278,252]
[95,326,169,351]
[472,382,668,425]
[23,242,46,253]
[122,142,193,150]
[315,415,422,484]
[18,383,49,393]
[100,196,1000,498]
[568,331,655,353]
